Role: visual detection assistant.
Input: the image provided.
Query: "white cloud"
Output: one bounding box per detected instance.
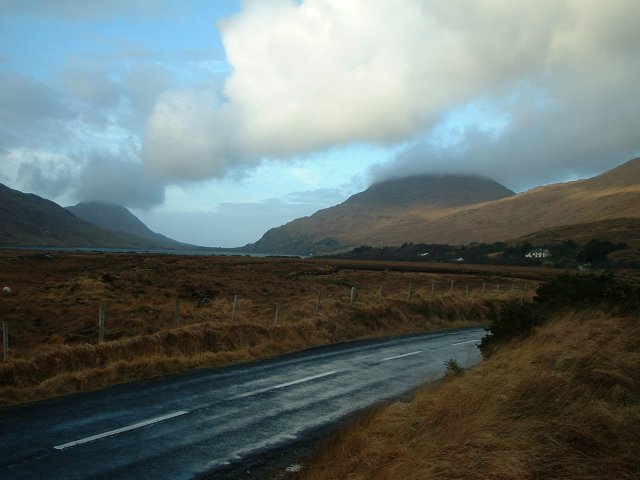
[142,0,640,186]
[143,88,241,179]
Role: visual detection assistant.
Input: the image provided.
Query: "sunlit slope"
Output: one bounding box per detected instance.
[248,174,516,254]
[248,157,640,254]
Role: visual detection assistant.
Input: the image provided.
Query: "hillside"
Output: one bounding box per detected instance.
[66,201,192,249]
[0,183,162,248]
[247,174,516,255]
[514,217,640,250]
[247,157,640,255]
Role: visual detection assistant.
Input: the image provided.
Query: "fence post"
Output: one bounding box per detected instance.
[482,281,486,294]
[2,321,8,362]
[378,286,383,302]
[174,298,181,326]
[231,294,239,322]
[431,280,435,295]
[316,291,321,312]
[98,304,105,344]
[496,283,500,292]
[274,303,280,324]
[350,286,357,305]
[450,280,454,294]
[465,284,469,296]
[407,282,413,301]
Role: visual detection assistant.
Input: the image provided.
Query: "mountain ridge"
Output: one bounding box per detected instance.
[246,157,640,255]
[65,201,193,249]
[0,183,188,249]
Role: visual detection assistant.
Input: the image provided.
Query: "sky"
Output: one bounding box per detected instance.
[1,0,639,247]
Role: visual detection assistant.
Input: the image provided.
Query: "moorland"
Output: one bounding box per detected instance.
[0,250,546,406]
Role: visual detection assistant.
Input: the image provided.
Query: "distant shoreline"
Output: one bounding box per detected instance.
[0,245,283,258]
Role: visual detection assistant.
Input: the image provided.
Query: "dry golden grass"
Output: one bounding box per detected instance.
[295,310,640,480]
[0,250,537,406]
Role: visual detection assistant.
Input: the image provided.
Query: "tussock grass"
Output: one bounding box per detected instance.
[295,310,640,480]
[0,251,536,406]
[0,295,493,406]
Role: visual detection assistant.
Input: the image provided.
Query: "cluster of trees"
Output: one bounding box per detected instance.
[332,238,629,267]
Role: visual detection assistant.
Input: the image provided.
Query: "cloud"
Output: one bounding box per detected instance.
[73,152,165,208]
[5,148,165,209]
[143,88,242,179]
[0,72,75,150]
[61,60,122,110]
[142,0,640,189]
[371,0,640,191]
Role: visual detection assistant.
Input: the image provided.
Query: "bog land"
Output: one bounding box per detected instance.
[0,250,551,406]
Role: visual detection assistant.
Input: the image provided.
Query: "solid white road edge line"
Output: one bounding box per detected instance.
[382,351,423,361]
[234,370,341,399]
[451,339,480,346]
[53,410,189,451]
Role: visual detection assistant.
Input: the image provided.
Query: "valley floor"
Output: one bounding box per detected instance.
[0,250,541,406]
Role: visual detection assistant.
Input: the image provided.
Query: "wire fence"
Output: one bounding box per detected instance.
[1,278,537,361]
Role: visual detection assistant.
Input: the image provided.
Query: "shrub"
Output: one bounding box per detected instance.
[479,300,546,357]
[480,273,640,357]
[535,273,639,313]
[444,358,464,377]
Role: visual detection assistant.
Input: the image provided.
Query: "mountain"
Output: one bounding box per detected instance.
[246,174,516,255]
[0,183,180,248]
[246,157,640,255]
[65,201,192,249]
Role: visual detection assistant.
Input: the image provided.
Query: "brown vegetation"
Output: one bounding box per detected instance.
[249,156,640,253]
[0,250,536,406]
[293,310,640,480]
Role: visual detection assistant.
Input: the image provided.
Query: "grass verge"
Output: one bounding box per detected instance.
[0,295,494,407]
[292,309,640,479]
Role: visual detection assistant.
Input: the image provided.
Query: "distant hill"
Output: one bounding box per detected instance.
[66,201,193,249]
[246,157,640,255]
[0,183,162,248]
[246,174,516,254]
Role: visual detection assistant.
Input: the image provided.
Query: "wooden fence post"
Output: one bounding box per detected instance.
[231,294,239,322]
[465,284,469,296]
[378,286,383,302]
[350,287,357,305]
[98,304,105,344]
[274,303,280,324]
[482,281,486,294]
[407,282,413,301]
[2,321,8,362]
[174,298,181,326]
[316,291,321,312]
[431,280,435,295]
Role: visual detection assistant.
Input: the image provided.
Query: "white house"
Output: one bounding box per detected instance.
[525,248,551,259]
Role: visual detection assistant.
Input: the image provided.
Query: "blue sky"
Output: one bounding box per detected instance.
[1,1,638,247]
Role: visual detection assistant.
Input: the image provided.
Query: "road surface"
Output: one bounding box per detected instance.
[0,327,484,479]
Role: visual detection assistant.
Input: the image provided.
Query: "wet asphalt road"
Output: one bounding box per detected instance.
[0,327,484,479]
